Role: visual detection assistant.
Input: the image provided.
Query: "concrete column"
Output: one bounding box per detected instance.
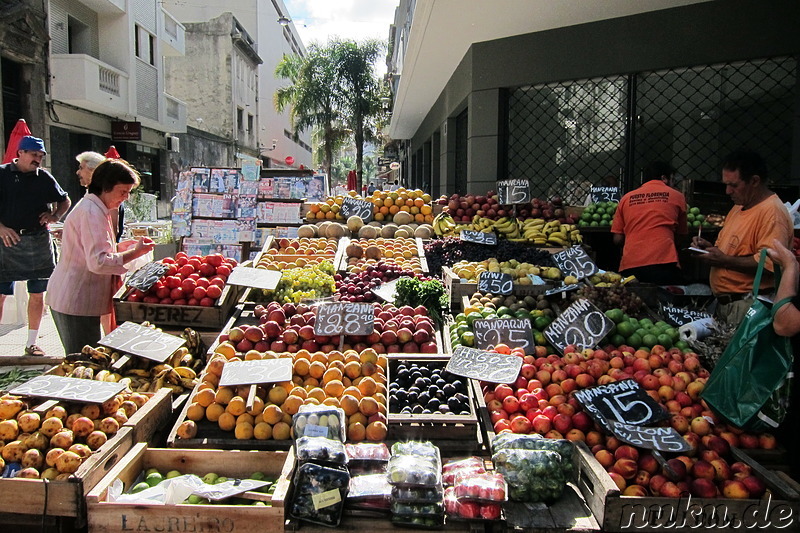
[466,88,502,195]
[441,118,457,197]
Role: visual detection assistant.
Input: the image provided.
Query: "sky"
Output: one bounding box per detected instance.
[282,0,397,74]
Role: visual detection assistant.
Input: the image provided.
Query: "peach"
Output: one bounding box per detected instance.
[701,435,730,456]
[612,458,639,480]
[634,470,651,487]
[691,459,715,480]
[607,471,627,491]
[758,433,777,449]
[595,449,615,468]
[638,454,659,475]
[730,462,752,477]
[663,458,687,481]
[690,416,712,436]
[658,481,684,498]
[614,445,640,462]
[649,474,668,495]
[721,479,750,499]
[690,477,718,498]
[710,458,732,482]
[622,484,648,497]
[741,475,766,498]
[670,414,689,434]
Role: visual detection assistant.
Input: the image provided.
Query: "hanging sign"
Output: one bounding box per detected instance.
[340,198,374,222]
[313,303,374,336]
[551,246,598,279]
[544,298,613,353]
[497,179,531,205]
[227,267,282,290]
[445,346,522,384]
[606,420,691,453]
[219,358,293,387]
[478,272,513,295]
[473,318,534,354]
[573,379,668,434]
[590,187,621,203]
[10,375,125,404]
[660,304,713,328]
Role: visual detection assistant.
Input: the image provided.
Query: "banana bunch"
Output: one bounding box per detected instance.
[470,216,497,231]
[432,212,457,237]
[492,217,521,239]
[518,219,583,246]
[59,325,205,394]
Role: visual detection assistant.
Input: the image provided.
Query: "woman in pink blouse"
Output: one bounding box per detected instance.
[47,159,155,354]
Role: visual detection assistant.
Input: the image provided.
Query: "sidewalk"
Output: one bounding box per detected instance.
[0,291,65,361]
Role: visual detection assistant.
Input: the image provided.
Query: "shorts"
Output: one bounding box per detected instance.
[0,279,48,295]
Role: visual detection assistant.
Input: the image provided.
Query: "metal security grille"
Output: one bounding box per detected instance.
[506,57,797,200]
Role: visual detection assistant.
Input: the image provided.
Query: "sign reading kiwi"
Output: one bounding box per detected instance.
[590,186,621,203]
[227,266,282,290]
[551,246,598,279]
[10,375,125,404]
[478,272,513,295]
[497,179,531,205]
[606,420,691,452]
[460,230,497,245]
[125,261,169,292]
[219,358,293,387]
[340,197,374,223]
[544,298,613,353]
[660,303,713,327]
[314,303,374,336]
[99,321,186,363]
[446,345,522,384]
[472,318,534,354]
[573,379,668,434]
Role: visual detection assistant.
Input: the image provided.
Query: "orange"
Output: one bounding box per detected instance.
[325,211,335,220]
[347,422,366,442]
[247,396,265,416]
[327,351,344,364]
[244,350,262,361]
[366,421,388,441]
[324,380,345,398]
[214,387,234,405]
[322,367,343,385]
[374,212,385,221]
[359,396,380,416]
[389,205,400,215]
[205,402,225,422]
[307,387,326,402]
[421,205,432,215]
[272,421,291,440]
[291,375,304,386]
[237,413,255,426]
[343,386,363,400]
[358,376,378,397]
[328,360,345,373]
[414,198,425,208]
[218,412,236,431]
[295,349,312,360]
[310,352,328,364]
[282,395,304,415]
[253,422,273,440]
[349,412,367,426]
[226,396,247,416]
[294,359,310,376]
[262,404,283,425]
[214,342,236,360]
[289,386,308,399]
[268,386,288,405]
[383,198,394,208]
[343,361,361,380]
[186,403,205,421]
[340,395,360,416]
[322,397,340,408]
[308,361,326,379]
[415,213,426,223]
[194,388,216,407]
[315,211,325,220]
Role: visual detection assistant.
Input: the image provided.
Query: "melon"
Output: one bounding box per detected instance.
[398,225,414,235]
[347,216,364,233]
[392,211,413,225]
[408,223,419,230]
[359,225,379,239]
[297,224,317,238]
[368,221,382,228]
[346,242,363,259]
[380,224,398,238]
[326,223,346,239]
[394,228,410,239]
[318,221,332,237]
[365,245,382,260]
[414,225,433,239]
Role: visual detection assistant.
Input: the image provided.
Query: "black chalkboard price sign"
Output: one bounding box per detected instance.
[314,303,375,336]
[550,246,598,279]
[660,304,712,328]
[497,179,531,205]
[544,298,613,353]
[473,318,534,354]
[446,345,522,384]
[126,262,169,292]
[478,271,513,295]
[606,420,691,453]
[227,266,282,290]
[573,379,668,434]
[219,358,293,387]
[10,375,126,404]
[98,322,186,363]
[590,186,621,203]
[460,230,497,245]
[340,197,374,222]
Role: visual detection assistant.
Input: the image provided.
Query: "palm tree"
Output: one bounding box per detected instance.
[275,47,344,180]
[332,39,383,193]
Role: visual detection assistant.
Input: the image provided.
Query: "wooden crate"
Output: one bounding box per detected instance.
[502,485,600,532]
[86,443,292,533]
[113,282,243,330]
[0,426,133,520]
[122,388,173,443]
[572,441,800,532]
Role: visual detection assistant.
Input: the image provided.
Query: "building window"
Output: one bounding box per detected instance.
[237,108,244,133]
[67,16,91,55]
[135,25,156,65]
[247,114,254,135]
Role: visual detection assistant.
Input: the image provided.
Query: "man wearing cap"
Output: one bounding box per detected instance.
[0,136,71,355]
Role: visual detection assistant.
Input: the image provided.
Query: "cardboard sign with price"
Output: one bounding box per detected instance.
[472,318,534,354]
[446,345,522,384]
[497,179,531,205]
[314,302,374,336]
[478,271,513,295]
[551,246,598,279]
[99,322,186,363]
[590,186,621,203]
[340,197,374,223]
[460,230,497,245]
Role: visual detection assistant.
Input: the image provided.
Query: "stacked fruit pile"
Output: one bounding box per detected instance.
[0,392,152,479]
[125,468,278,505]
[450,259,566,285]
[176,346,390,443]
[603,312,684,351]
[438,193,574,224]
[449,293,554,350]
[423,238,555,277]
[578,201,617,228]
[479,342,777,499]
[334,262,420,303]
[389,361,471,416]
[305,189,434,225]
[256,261,336,304]
[344,238,423,275]
[433,213,583,245]
[125,252,234,306]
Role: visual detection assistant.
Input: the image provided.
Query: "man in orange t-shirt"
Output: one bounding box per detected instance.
[611,161,688,284]
[692,149,793,325]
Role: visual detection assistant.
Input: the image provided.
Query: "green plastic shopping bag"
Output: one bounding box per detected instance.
[701,250,794,432]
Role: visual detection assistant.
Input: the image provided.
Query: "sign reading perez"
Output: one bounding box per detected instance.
[544,298,613,354]
[446,345,522,384]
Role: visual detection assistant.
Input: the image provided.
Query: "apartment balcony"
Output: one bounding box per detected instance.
[50,54,129,116]
[161,8,185,57]
[160,93,187,133]
[74,0,124,15]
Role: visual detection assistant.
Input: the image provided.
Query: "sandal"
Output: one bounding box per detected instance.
[24,345,45,356]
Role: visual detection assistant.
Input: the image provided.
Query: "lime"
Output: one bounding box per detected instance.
[166,470,182,479]
[145,472,163,487]
[480,307,495,318]
[639,318,654,328]
[533,331,547,346]
[610,334,626,347]
[515,309,531,319]
[605,309,624,324]
[627,333,642,348]
[466,312,483,327]
[250,472,266,481]
[145,468,160,477]
[642,334,658,348]
[534,316,551,330]
[675,340,689,350]
[461,331,475,347]
[657,334,673,349]
[590,221,599,227]
[186,495,204,504]
[131,482,151,494]
[496,306,511,317]
[592,213,601,221]
[616,322,635,337]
